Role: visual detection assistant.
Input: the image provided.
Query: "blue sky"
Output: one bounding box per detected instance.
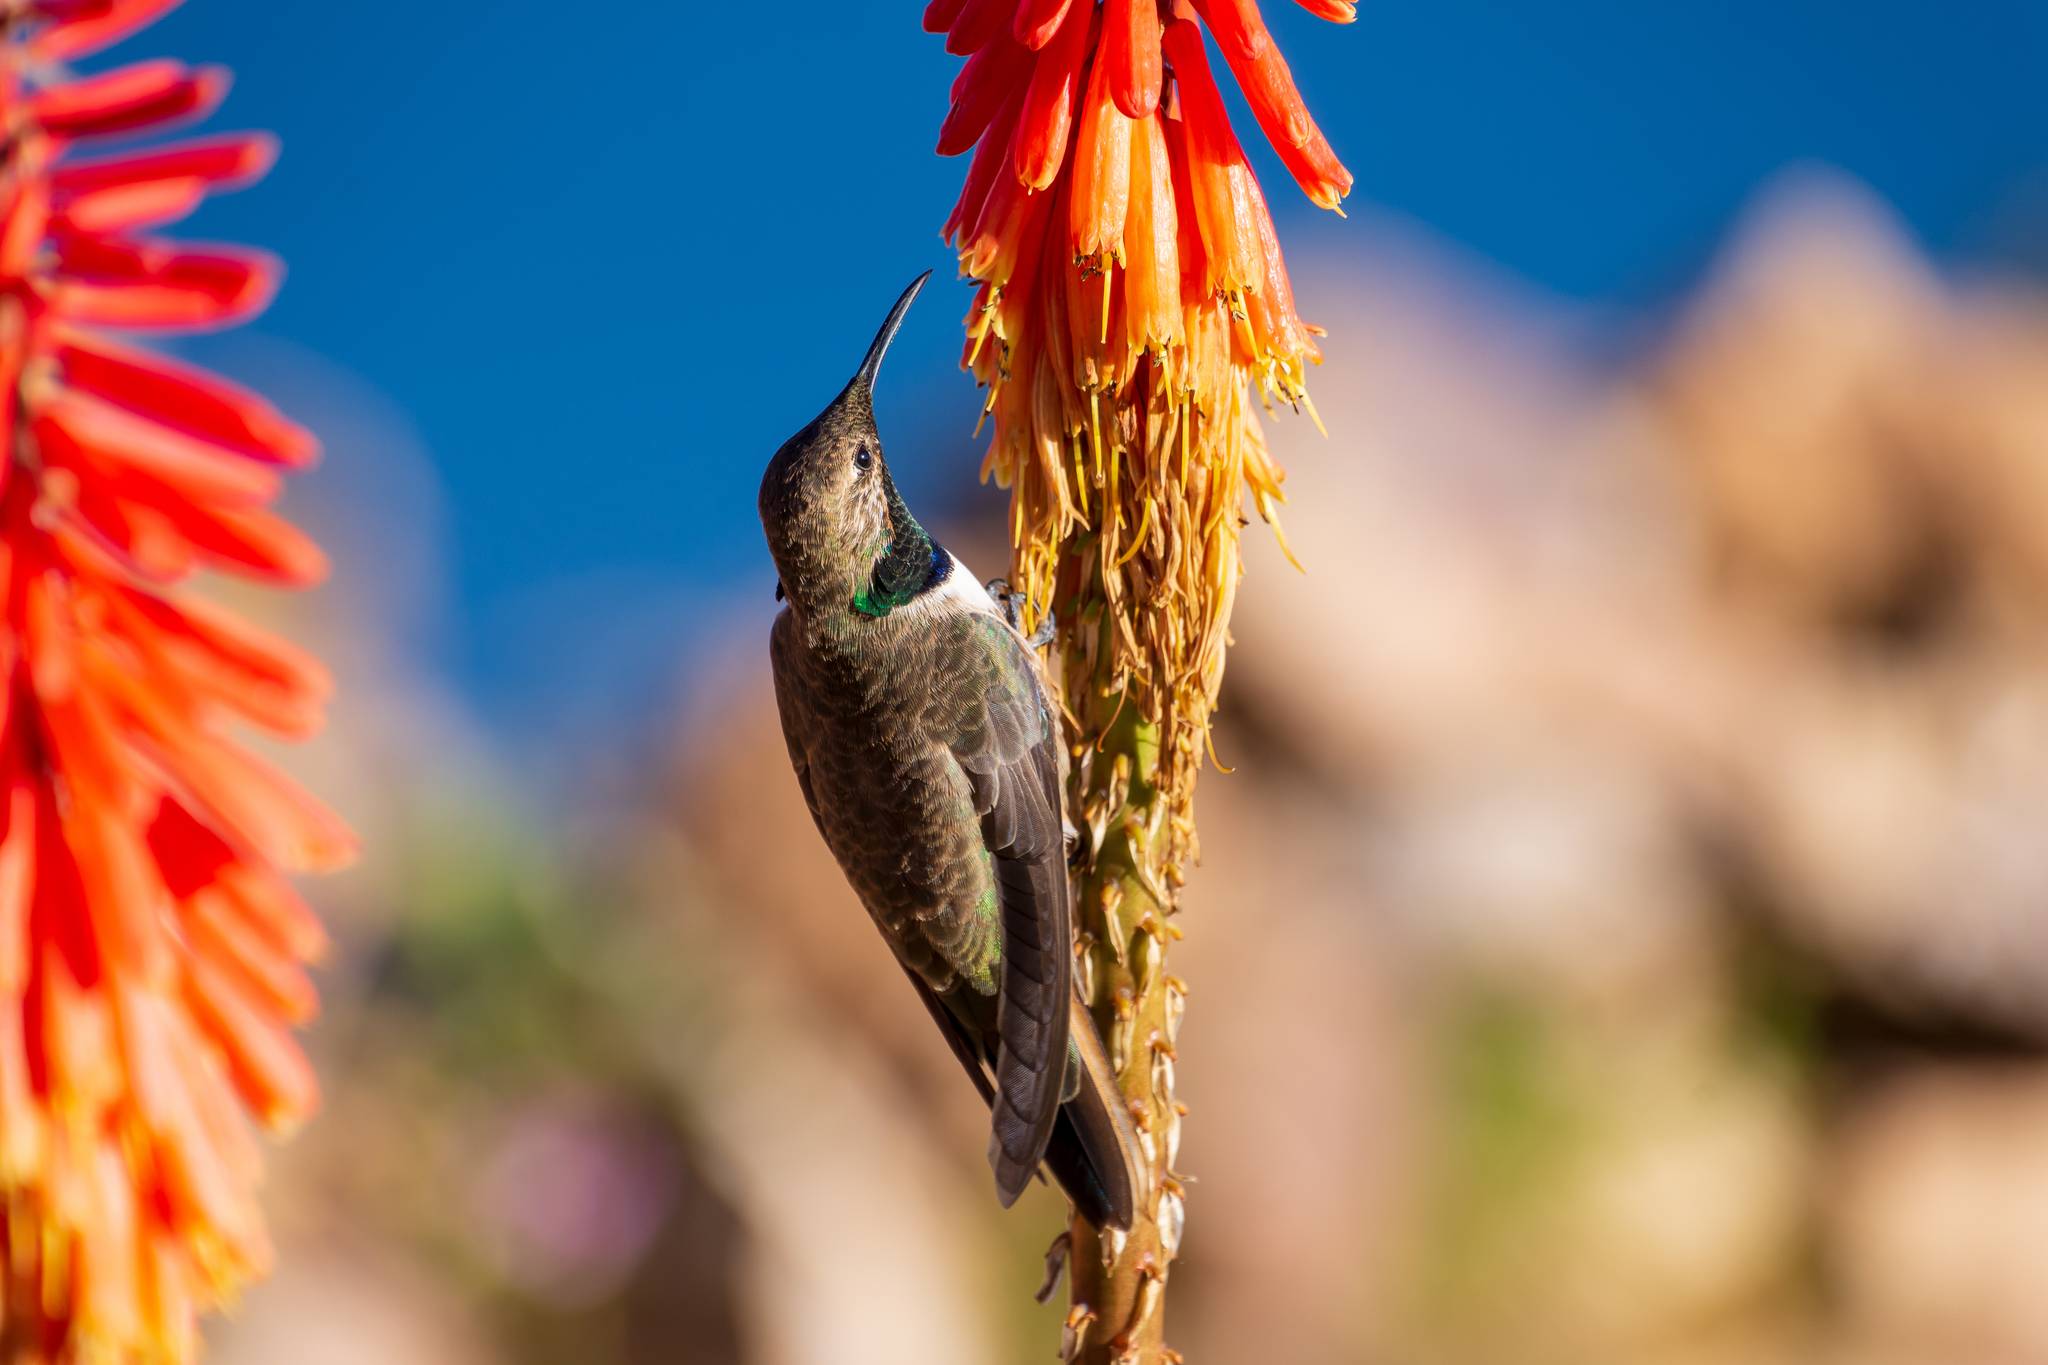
[110,2,2048,736]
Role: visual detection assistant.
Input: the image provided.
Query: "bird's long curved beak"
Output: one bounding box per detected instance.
[851,270,933,397]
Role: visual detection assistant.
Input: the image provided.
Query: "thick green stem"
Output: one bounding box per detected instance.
[1061,687,1187,1363]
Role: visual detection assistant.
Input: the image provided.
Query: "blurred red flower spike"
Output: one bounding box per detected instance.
[151,591,333,706]
[66,491,198,583]
[220,865,328,965]
[33,0,182,60]
[179,739,353,874]
[28,1,118,20]
[55,338,321,468]
[1012,0,1092,190]
[182,888,317,1025]
[54,134,278,199]
[108,586,330,736]
[36,940,122,1114]
[105,604,321,740]
[0,782,31,985]
[20,563,83,705]
[37,397,282,508]
[79,1139,146,1339]
[64,804,172,989]
[97,681,321,872]
[1103,0,1163,120]
[159,500,328,586]
[1188,0,1352,208]
[30,60,227,142]
[55,177,209,235]
[182,951,316,1127]
[0,171,51,278]
[0,11,345,1351]
[51,240,280,331]
[146,1023,265,1255]
[1295,0,1356,18]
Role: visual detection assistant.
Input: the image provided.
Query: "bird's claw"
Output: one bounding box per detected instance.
[985,577,1056,648]
[985,577,1021,628]
[1035,1230,1072,1305]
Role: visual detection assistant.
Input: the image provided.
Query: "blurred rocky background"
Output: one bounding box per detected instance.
[209,174,2048,1364]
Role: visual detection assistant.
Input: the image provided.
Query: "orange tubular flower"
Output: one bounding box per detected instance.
[0,2,348,1360]
[933,0,1349,849]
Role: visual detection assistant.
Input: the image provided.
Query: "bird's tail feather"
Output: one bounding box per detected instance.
[899,960,1145,1229]
[1043,994,1146,1230]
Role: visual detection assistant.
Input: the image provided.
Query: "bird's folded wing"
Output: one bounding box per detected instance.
[936,614,1072,1206]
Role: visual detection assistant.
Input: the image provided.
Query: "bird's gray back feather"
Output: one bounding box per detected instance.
[769,604,1072,1203]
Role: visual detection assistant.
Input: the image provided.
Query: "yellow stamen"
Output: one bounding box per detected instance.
[1106,421,1120,534]
[1072,433,1091,522]
[1094,685,1131,753]
[1099,258,1114,345]
[1115,496,1155,570]
[1088,388,1104,484]
[1265,499,1306,574]
[1301,389,1328,439]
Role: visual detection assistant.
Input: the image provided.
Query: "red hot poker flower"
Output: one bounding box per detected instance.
[0,3,349,1360]
[936,0,1350,825]
[931,6,1355,1354]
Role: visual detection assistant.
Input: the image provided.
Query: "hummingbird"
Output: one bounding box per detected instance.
[759,273,1143,1229]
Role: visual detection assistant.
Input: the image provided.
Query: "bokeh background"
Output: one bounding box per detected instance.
[113,2,2048,1361]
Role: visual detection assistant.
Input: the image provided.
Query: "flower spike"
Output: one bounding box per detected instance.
[929,0,1354,1349]
[0,3,347,1360]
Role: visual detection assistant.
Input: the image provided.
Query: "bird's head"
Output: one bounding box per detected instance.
[759,271,937,621]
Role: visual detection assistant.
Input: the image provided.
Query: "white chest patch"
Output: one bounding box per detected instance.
[901,550,999,621]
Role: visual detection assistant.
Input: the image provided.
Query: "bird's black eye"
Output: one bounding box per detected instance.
[853,443,874,472]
